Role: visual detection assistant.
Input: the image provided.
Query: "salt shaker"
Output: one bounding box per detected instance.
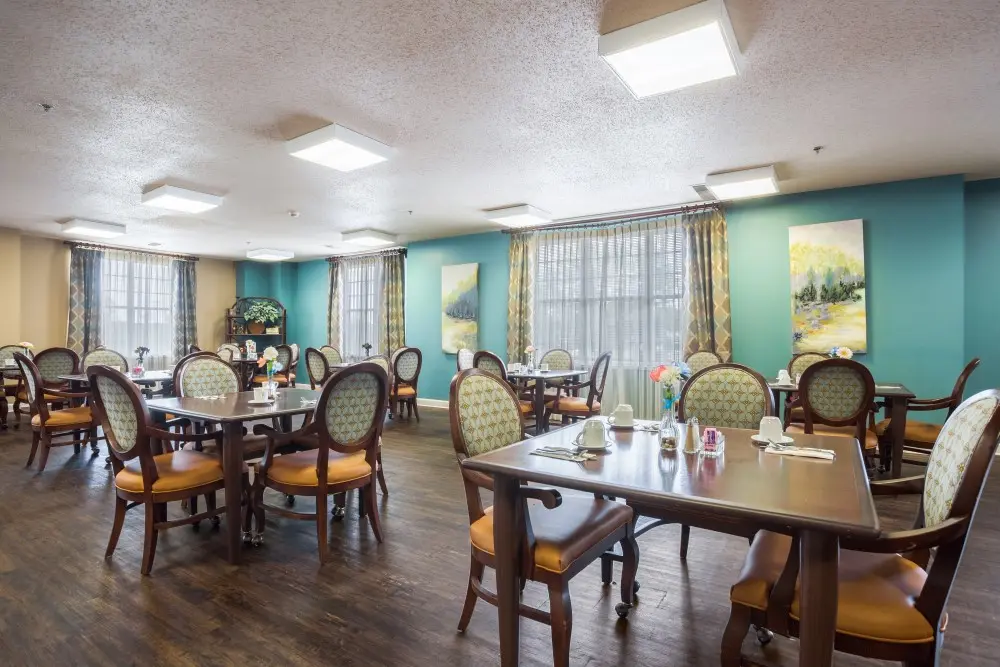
[685,417,701,453]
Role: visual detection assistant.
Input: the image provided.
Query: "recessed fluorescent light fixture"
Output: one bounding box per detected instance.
[246,249,295,262]
[342,229,397,247]
[598,0,740,98]
[705,165,779,200]
[141,185,223,213]
[286,124,395,172]
[484,205,551,228]
[60,218,127,239]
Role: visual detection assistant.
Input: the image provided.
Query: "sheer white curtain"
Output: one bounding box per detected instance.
[100,250,175,370]
[532,218,689,419]
[339,255,385,362]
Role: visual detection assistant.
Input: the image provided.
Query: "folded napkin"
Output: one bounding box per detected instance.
[764,445,835,460]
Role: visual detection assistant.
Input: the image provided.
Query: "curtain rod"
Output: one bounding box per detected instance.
[326,247,407,262]
[501,201,722,234]
[64,241,199,261]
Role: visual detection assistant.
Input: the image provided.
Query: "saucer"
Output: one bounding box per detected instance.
[573,434,612,450]
[248,399,275,406]
[751,434,794,446]
[607,416,634,431]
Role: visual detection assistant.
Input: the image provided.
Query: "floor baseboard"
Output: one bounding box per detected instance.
[416,398,448,410]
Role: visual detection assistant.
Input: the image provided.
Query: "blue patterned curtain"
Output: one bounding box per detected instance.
[66,246,104,353]
[172,259,198,361]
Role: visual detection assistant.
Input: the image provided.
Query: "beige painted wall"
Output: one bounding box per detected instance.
[196,258,236,351]
[0,230,236,354]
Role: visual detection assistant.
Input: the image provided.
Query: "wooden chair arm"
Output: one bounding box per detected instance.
[520,486,562,509]
[147,426,223,444]
[870,475,925,495]
[42,388,91,400]
[555,380,591,393]
[907,397,953,412]
[460,465,495,492]
[253,420,317,444]
[840,517,967,554]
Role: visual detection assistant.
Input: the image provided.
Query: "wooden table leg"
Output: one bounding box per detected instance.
[533,380,546,433]
[493,473,523,667]
[222,421,244,564]
[888,397,907,478]
[798,531,838,667]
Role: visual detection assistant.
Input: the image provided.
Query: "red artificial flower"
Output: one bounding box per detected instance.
[649,364,667,382]
[257,357,266,368]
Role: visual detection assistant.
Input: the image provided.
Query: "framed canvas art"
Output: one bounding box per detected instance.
[442,263,479,353]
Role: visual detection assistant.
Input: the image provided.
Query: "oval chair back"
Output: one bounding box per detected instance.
[320,345,343,365]
[589,351,612,405]
[798,358,875,439]
[540,348,573,386]
[305,347,330,389]
[176,354,241,398]
[13,353,51,421]
[217,343,240,362]
[0,344,31,381]
[457,348,475,372]
[684,350,722,375]
[33,347,80,384]
[289,343,300,376]
[787,352,827,380]
[171,350,219,390]
[365,355,393,403]
[275,344,293,377]
[393,347,422,389]
[450,369,525,462]
[82,346,129,372]
[472,350,507,381]
[312,362,389,468]
[678,363,774,429]
[88,366,152,471]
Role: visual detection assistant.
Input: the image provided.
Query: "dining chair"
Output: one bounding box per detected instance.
[456,348,475,372]
[13,346,78,429]
[289,343,300,384]
[88,365,248,575]
[785,358,878,469]
[782,352,829,427]
[320,345,343,365]
[658,363,775,560]
[0,344,29,429]
[252,344,294,387]
[14,352,98,472]
[250,362,389,562]
[390,346,422,421]
[450,368,638,667]
[304,347,331,389]
[217,343,241,362]
[722,389,1000,667]
[471,350,537,424]
[82,346,129,371]
[873,358,980,470]
[545,351,612,425]
[539,348,573,391]
[684,350,722,375]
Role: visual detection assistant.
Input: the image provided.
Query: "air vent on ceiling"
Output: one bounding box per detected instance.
[690,184,717,202]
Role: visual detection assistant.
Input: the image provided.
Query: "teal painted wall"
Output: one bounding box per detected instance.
[405,232,511,400]
[964,179,1000,396]
[235,260,329,355]
[728,175,967,412]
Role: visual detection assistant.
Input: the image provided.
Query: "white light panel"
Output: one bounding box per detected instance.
[705,165,779,200]
[341,229,398,247]
[286,124,395,172]
[60,218,127,239]
[484,205,551,228]
[141,185,223,213]
[246,248,295,261]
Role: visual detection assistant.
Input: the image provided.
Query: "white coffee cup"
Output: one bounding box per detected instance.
[582,418,606,448]
[253,387,266,402]
[759,416,783,442]
[612,404,634,428]
[776,369,792,384]
[540,363,550,372]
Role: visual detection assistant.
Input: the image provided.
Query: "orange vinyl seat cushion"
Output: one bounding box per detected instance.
[518,400,535,415]
[785,423,878,449]
[32,406,94,428]
[730,531,934,644]
[252,374,291,384]
[392,385,416,398]
[115,450,235,494]
[264,449,371,487]
[470,497,632,574]
[873,419,941,447]
[545,396,600,414]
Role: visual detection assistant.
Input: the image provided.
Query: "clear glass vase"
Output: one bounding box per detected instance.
[659,401,678,450]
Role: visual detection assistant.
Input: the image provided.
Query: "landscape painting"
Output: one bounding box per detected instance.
[789,219,867,353]
[442,263,479,354]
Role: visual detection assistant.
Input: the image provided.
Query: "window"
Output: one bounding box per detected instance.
[339,255,384,361]
[532,220,688,369]
[100,250,177,370]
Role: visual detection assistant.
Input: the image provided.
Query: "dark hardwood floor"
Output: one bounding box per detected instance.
[1,408,999,666]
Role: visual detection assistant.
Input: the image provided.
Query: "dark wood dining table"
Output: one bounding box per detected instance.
[769,380,916,477]
[462,421,879,667]
[146,388,321,564]
[505,368,586,432]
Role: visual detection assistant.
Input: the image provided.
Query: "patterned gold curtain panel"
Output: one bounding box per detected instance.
[327,248,406,360]
[382,251,405,354]
[506,232,535,364]
[172,258,198,361]
[67,246,105,354]
[684,209,732,362]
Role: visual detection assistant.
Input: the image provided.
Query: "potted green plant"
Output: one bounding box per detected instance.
[245,300,281,335]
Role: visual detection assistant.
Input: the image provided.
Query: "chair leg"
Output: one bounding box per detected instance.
[412,398,420,422]
[457,554,485,632]
[140,502,161,575]
[36,433,53,472]
[365,482,384,543]
[316,493,329,564]
[26,430,40,467]
[205,490,220,529]
[252,478,266,540]
[376,449,389,496]
[721,604,752,667]
[679,524,690,560]
[600,553,613,585]
[547,582,573,667]
[105,496,128,559]
[89,427,99,454]
[617,524,639,617]
[73,430,82,454]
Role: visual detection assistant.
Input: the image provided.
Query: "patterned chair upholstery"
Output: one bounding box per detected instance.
[178,356,241,398]
[391,347,422,421]
[786,359,878,455]
[678,363,773,429]
[456,348,475,372]
[783,352,830,425]
[472,350,507,380]
[217,343,240,362]
[33,347,79,384]
[0,344,30,428]
[723,390,1000,667]
[305,347,330,390]
[540,348,573,387]
[250,363,389,562]
[82,346,129,371]
[684,350,722,375]
[252,344,295,387]
[449,368,637,666]
[546,351,612,423]
[320,345,343,365]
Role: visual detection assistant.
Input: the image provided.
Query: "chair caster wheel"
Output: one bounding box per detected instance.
[615,603,631,619]
[285,495,295,506]
[251,534,264,547]
[210,516,221,529]
[332,506,346,521]
[242,531,253,545]
[755,626,773,646]
[633,580,640,593]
